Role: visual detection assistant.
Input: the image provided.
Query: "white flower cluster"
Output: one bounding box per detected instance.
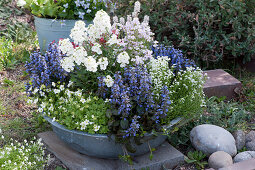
[111,1,154,65]
[17,0,26,7]
[91,43,102,55]
[0,136,48,169]
[59,1,155,73]
[59,38,74,56]
[117,51,130,67]
[59,10,113,73]
[80,118,100,132]
[84,56,98,72]
[98,57,108,70]
[37,81,105,134]
[150,56,174,95]
[103,75,114,87]
[73,47,88,65]
[87,10,111,42]
[169,67,206,112]
[107,34,119,46]
[70,21,88,45]
[91,10,111,38]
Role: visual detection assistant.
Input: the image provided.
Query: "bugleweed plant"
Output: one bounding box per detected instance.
[116,0,255,69]
[25,42,68,92]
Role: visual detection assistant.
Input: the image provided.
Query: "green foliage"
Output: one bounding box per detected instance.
[168,96,250,148]
[238,146,247,153]
[0,38,17,70]
[116,0,255,69]
[119,154,133,165]
[55,166,67,170]
[185,151,208,169]
[0,0,33,43]
[3,78,14,86]
[203,97,250,132]
[24,0,107,20]
[2,78,14,86]
[0,116,50,142]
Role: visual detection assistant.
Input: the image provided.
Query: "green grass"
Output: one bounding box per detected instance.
[0,114,50,145]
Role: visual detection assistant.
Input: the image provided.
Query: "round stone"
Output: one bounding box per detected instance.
[246,131,255,143]
[233,130,245,150]
[190,124,237,156]
[246,140,255,151]
[208,151,233,169]
[234,151,255,163]
[246,131,255,151]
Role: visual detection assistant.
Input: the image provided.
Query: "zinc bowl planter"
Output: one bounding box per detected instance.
[34,16,92,52]
[44,116,181,159]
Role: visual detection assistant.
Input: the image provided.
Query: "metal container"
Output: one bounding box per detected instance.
[44,116,178,159]
[34,16,92,52]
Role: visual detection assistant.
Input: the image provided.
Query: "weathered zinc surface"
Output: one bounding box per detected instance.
[38,131,184,170]
[203,69,242,100]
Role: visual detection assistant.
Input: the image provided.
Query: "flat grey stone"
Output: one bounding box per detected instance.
[233,130,245,151]
[208,151,233,169]
[203,69,242,100]
[234,151,255,163]
[190,124,237,156]
[38,131,184,170]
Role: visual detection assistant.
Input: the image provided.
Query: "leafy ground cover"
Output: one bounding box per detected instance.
[0,1,254,170]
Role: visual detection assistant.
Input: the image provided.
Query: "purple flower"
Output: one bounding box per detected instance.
[25,42,68,95]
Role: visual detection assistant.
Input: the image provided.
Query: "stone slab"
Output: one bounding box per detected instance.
[203,69,242,100]
[38,131,185,170]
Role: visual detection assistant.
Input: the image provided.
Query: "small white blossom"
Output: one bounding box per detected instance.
[80,119,90,130]
[17,0,26,7]
[98,57,108,70]
[54,89,60,94]
[107,34,119,46]
[91,43,102,55]
[84,56,98,72]
[94,124,100,132]
[103,75,114,88]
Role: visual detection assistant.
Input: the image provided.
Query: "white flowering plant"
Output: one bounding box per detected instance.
[20,0,114,20]
[0,136,48,169]
[59,4,154,92]
[29,82,110,134]
[26,1,206,156]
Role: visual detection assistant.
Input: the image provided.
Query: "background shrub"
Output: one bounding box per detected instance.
[116,0,255,69]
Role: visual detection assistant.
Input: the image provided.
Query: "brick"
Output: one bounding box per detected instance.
[38,131,185,170]
[203,69,242,100]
